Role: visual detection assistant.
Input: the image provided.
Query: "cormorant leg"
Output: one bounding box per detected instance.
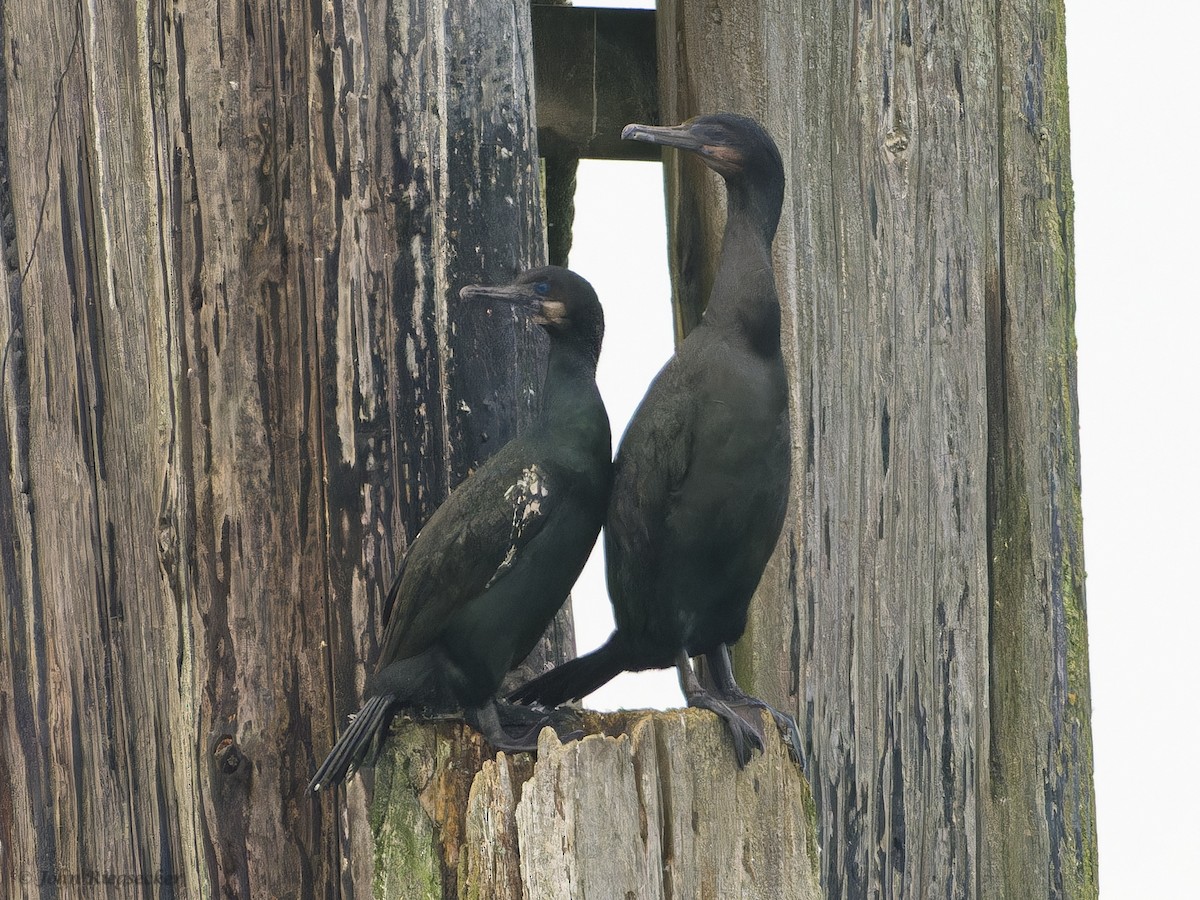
[706,644,806,769]
[676,651,765,768]
[466,698,542,752]
[466,698,582,753]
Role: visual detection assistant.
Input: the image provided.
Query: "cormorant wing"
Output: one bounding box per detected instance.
[376,439,564,667]
[605,359,696,632]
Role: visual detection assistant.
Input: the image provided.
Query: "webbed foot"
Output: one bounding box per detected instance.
[676,650,766,768]
[706,644,807,771]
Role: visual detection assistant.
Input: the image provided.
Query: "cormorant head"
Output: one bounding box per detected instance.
[460,266,605,366]
[622,113,784,232]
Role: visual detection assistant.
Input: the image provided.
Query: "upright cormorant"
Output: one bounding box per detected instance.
[310,266,610,792]
[510,114,801,768]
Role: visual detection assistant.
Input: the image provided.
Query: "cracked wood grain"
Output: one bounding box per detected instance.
[371,710,819,900]
[0,1,561,897]
[655,1,1096,898]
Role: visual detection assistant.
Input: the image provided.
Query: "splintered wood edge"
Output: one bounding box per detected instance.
[375,710,818,899]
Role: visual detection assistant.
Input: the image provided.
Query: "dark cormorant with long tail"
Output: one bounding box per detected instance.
[510,114,801,768]
[310,267,610,792]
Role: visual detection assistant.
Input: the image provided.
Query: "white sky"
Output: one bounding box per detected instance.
[564,2,1199,897]
[1067,4,1200,898]
[566,159,682,710]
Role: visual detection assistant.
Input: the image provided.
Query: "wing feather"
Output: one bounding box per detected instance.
[605,360,695,634]
[377,440,561,667]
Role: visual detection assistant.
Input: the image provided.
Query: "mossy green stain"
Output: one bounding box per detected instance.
[371,729,443,900]
[997,1,1097,895]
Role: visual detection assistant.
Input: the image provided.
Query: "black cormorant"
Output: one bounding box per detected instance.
[510,114,802,768]
[309,266,611,792]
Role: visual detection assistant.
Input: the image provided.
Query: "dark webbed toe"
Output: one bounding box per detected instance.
[688,690,767,768]
[468,698,584,753]
[494,697,582,731]
[678,651,766,767]
[706,643,805,769]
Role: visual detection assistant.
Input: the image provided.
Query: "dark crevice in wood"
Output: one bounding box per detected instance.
[543,152,578,268]
[985,0,1011,802]
[303,22,348,895]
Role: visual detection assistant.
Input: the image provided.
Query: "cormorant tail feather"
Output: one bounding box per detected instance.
[307,695,393,794]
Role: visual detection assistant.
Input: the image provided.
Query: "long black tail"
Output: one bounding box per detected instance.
[507,638,633,708]
[308,694,395,794]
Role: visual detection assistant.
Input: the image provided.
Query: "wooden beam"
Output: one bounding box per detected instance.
[532,6,659,160]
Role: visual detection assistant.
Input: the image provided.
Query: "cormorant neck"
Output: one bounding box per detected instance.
[540,340,602,425]
[702,180,784,355]
[729,175,783,245]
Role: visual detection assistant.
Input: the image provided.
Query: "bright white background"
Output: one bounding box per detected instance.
[562,2,1199,897]
[1066,4,1199,898]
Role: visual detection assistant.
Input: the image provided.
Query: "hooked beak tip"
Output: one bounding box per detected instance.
[622,123,668,144]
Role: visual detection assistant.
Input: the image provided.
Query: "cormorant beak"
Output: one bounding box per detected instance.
[622,122,744,175]
[459,284,567,326]
[622,122,705,152]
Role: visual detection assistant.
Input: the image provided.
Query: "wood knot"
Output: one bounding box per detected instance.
[213,734,244,775]
[157,519,178,578]
[884,127,910,155]
[207,732,251,800]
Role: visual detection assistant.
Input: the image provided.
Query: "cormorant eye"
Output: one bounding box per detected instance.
[534,282,550,296]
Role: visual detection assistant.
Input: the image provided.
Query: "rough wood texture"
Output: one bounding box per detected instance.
[656,1,1096,898]
[370,711,819,900]
[0,1,562,897]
